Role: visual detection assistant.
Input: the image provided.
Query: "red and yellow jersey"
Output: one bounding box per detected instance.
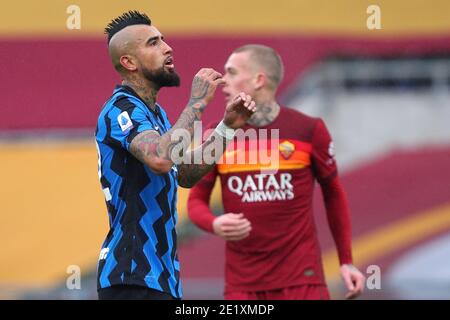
[192,107,339,292]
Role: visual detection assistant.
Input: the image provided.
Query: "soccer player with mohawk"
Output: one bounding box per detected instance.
[95,11,256,300]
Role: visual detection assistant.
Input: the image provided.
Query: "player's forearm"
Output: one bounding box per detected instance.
[155,100,205,161]
[129,99,205,174]
[321,176,353,265]
[188,199,216,233]
[177,129,230,188]
[176,92,254,183]
[130,68,230,174]
[149,69,223,162]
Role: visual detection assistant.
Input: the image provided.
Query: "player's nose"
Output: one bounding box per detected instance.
[222,74,230,85]
[162,41,173,54]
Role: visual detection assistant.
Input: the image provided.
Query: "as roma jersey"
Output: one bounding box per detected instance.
[215,107,337,292]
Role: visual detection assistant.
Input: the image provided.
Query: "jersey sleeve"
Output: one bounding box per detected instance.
[320,176,353,265]
[107,101,157,151]
[311,118,338,183]
[187,167,219,233]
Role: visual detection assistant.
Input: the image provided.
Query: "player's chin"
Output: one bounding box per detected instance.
[223,94,232,104]
[164,65,176,73]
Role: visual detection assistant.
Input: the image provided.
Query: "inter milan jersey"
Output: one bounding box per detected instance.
[95,85,181,298]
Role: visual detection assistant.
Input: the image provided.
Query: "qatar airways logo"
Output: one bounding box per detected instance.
[227,173,294,203]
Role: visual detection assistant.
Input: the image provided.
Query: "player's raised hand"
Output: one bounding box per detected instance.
[340,264,365,299]
[212,213,252,241]
[222,92,256,129]
[189,68,225,107]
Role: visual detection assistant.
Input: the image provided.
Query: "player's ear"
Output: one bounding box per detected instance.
[119,55,138,71]
[254,72,266,91]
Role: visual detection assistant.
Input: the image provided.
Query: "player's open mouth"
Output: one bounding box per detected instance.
[164,57,174,69]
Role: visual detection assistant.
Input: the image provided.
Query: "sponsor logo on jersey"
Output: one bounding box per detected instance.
[227,173,294,203]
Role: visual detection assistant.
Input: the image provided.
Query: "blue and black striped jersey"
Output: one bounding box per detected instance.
[95,85,181,298]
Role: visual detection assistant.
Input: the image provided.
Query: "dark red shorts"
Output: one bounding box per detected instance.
[225,284,330,300]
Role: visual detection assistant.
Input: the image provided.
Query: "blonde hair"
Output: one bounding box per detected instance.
[233,44,284,90]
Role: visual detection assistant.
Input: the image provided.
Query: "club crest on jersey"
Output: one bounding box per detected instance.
[118,111,133,132]
[279,140,295,160]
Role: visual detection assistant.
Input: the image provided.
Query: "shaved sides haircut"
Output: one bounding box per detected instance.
[105,10,151,44]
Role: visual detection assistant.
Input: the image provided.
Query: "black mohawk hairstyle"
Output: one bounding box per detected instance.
[104,10,151,44]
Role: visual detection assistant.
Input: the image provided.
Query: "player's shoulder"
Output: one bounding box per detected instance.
[113,91,147,113]
[280,106,320,124]
[97,89,144,131]
[102,86,147,115]
[279,106,324,139]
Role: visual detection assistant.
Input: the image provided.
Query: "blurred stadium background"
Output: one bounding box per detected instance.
[1,0,449,299]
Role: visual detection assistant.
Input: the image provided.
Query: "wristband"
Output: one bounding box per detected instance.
[214,120,236,140]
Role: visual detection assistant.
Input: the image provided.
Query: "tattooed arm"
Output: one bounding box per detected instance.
[177,129,229,188]
[177,93,256,188]
[129,67,255,186]
[129,68,224,175]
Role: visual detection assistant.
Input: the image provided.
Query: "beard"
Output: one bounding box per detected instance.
[142,65,180,89]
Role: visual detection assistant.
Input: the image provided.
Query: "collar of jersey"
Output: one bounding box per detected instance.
[114,84,161,117]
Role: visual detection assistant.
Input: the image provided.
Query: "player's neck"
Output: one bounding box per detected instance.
[122,77,159,110]
[247,100,280,127]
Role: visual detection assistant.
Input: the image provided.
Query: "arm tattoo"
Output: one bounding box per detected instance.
[129,74,224,183]
[129,86,207,168]
[190,76,209,105]
[129,130,160,164]
[130,104,204,163]
[177,132,229,188]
